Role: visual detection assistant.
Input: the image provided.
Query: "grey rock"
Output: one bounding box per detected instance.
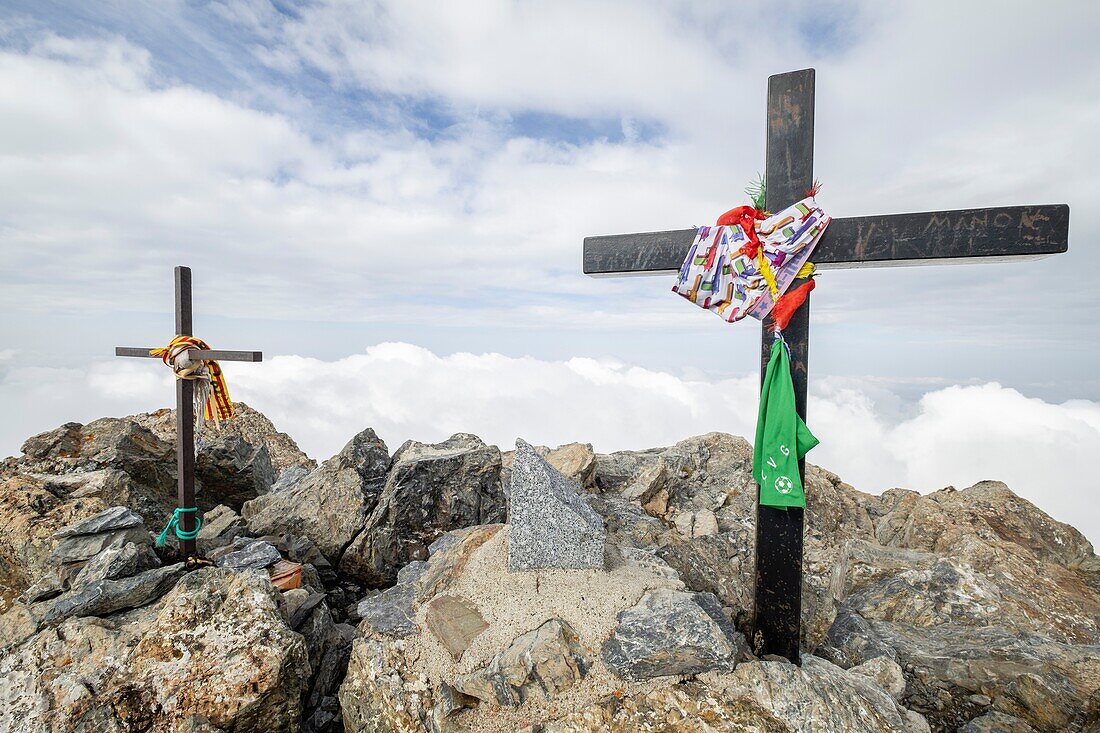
[959,712,1039,733]
[354,559,427,638]
[54,506,144,537]
[213,540,282,571]
[18,418,178,522]
[602,588,748,681]
[18,571,65,605]
[621,461,668,504]
[453,618,588,707]
[298,599,336,670]
[820,614,1100,732]
[703,656,931,733]
[39,468,131,501]
[507,438,604,571]
[196,434,275,510]
[817,607,898,667]
[397,560,428,585]
[198,504,245,540]
[35,563,185,627]
[132,401,316,476]
[1,566,310,732]
[243,428,391,565]
[357,583,419,638]
[431,682,477,730]
[655,527,755,616]
[71,542,160,587]
[308,623,357,710]
[289,592,329,630]
[849,655,906,702]
[49,525,151,565]
[339,433,504,586]
[272,463,311,492]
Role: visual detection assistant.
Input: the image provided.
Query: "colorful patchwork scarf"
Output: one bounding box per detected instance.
[672,195,831,325]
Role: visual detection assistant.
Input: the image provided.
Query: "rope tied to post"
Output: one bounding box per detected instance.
[149,335,234,426]
[155,506,202,547]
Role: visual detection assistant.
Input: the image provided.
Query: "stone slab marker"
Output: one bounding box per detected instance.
[508,439,605,570]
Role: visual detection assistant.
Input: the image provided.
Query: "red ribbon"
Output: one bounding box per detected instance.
[771,279,815,331]
[716,205,766,258]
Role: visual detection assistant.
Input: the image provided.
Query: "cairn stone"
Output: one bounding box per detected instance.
[507,439,604,571]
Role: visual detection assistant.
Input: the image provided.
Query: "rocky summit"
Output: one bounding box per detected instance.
[1,412,1098,733]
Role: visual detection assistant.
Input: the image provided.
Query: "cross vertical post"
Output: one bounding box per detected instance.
[753,69,816,661]
[174,266,198,558]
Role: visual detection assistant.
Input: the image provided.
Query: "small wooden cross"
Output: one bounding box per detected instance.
[115,265,262,559]
[583,69,1069,662]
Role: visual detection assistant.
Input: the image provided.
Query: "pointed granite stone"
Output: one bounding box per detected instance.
[507,438,604,571]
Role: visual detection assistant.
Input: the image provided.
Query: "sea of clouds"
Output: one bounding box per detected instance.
[2,343,1097,546]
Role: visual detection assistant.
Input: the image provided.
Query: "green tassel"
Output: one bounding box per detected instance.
[745,173,766,211]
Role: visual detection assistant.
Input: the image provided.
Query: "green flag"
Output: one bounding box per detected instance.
[753,338,819,509]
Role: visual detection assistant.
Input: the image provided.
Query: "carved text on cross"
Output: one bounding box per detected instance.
[582,68,1069,662]
[115,265,262,559]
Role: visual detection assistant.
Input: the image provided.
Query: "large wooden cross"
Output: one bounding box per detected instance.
[583,69,1069,662]
[115,266,262,559]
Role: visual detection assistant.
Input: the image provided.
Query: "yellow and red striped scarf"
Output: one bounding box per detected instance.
[149,335,234,423]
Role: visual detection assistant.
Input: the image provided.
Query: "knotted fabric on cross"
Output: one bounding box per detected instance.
[672,196,831,324]
[149,335,234,426]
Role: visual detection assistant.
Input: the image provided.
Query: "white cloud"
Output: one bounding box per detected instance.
[2,343,1097,546]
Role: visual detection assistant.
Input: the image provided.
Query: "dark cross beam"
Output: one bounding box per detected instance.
[583,69,1069,663]
[115,266,262,559]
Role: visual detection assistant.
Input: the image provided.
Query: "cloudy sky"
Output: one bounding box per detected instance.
[2,1,1099,542]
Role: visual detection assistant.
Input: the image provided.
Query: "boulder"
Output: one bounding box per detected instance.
[33,563,186,629]
[850,655,907,702]
[195,434,275,510]
[339,433,505,586]
[453,618,588,707]
[502,441,597,490]
[50,524,151,565]
[132,402,316,475]
[959,712,1040,733]
[820,616,1100,732]
[0,472,112,608]
[243,428,391,565]
[71,542,161,588]
[537,656,928,732]
[601,588,747,680]
[197,503,245,554]
[356,583,419,639]
[0,567,311,732]
[508,438,604,571]
[55,506,144,537]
